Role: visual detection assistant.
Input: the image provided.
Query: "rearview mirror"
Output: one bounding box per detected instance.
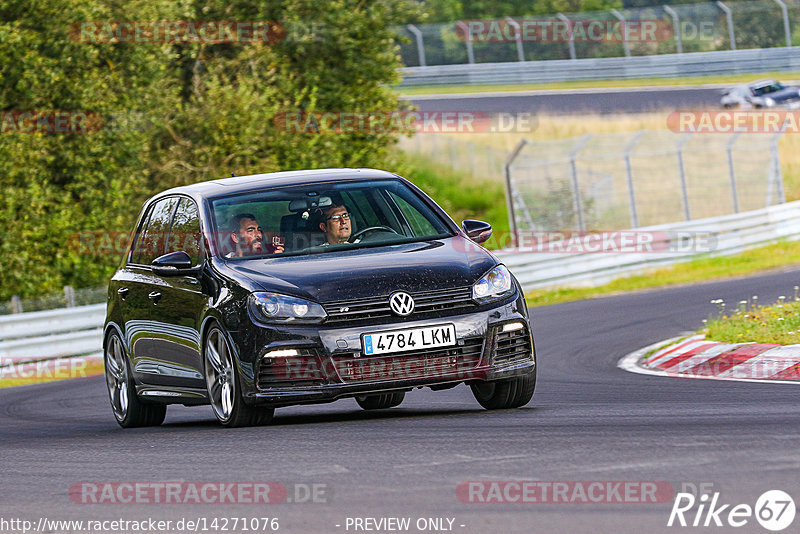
[461,220,492,244]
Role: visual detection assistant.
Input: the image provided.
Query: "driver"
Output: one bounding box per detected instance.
[319,203,360,245]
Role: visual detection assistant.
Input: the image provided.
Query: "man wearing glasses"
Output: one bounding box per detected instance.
[319,203,359,245]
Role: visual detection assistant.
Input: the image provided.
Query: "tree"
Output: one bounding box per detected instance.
[0,0,421,300]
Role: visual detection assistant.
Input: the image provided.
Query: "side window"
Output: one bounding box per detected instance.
[129,207,154,265]
[389,192,437,236]
[137,197,179,265]
[166,198,203,266]
[340,190,375,230]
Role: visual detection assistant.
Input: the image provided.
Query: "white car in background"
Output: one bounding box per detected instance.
[721,79,800,109]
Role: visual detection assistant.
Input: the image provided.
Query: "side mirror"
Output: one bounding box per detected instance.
[152,251,199,276]
[461,219,492,244]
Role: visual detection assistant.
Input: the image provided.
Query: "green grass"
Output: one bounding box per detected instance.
[396,71,800,96]
[525,239,800,308]
[705,297,800,345]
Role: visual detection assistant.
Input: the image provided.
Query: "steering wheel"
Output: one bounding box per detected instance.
[349,226,400,242]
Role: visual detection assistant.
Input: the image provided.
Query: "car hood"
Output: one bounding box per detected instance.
[220,236,497,303]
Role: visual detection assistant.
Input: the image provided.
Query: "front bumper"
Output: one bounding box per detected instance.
[239,297,535,407]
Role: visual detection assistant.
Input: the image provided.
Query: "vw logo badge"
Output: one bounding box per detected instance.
[389,291,415,316]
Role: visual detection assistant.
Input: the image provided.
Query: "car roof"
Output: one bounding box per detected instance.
[748,79,780,88]
[154,168,401,200]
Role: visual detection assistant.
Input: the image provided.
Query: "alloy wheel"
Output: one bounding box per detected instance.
[104,334,129,421]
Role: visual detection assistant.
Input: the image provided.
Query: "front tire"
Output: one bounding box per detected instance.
[355,391,405,410]
[104,332,166,428]
[204,324,274,427]
[470,369,536,410]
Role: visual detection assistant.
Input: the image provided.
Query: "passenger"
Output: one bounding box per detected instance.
[228,213,284,257]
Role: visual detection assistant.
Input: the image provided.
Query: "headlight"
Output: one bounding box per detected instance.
[764,97,776,107]
[248,292,327,324]
[472,265,514,302]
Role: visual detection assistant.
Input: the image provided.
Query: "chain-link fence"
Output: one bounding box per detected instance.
[397,0,800,66]
[505,130,785,232]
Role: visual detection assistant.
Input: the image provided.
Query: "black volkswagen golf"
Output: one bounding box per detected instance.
[104,168,536,427]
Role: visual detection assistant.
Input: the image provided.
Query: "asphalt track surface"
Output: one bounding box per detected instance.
[4,267,800,534]
[409,86,722,114]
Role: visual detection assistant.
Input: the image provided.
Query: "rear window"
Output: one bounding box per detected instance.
[131,196,179,265]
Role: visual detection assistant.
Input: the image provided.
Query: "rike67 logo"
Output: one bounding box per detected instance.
[668,490,795,531]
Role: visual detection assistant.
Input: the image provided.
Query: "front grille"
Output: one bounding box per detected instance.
[323,287,475,324]
[332,336,485,382]
[257,348,327,390]
[491,325,533,365]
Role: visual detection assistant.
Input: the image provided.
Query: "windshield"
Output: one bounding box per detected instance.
[209,178,454,259]
[752,82,785,96]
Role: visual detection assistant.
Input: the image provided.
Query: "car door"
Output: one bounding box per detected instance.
[109,202,160,371]
[119,196,180,386]
[143,196,207,390]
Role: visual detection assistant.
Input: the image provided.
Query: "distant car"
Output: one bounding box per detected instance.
[103,168,536,428]
[721,79,800,109]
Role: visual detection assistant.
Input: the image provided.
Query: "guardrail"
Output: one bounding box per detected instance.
[0,304,104,366]
[498,199,800,289]
[398,47,800,86]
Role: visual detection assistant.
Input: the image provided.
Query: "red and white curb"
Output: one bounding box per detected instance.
[618,334,800,384]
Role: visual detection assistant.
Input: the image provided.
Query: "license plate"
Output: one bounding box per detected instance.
[362,324,456,356]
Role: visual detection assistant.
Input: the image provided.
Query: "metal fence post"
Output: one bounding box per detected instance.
[556,13,577,60]
[10,295,22,314]
[768,127,786,204]
[504,140,528,246]
[406,25,427,67]
[456,21,476,64]
[469,141,477,177]
[726,133,741,213]
[505,17,525,62]
[610,9,631,57]
[569,135,592,232]
[716,1,736,51]
[772,0,792,47]
[676,133,692,220]
[624,131,645,228]
[64,285,75,308]
[663,5,682,54]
